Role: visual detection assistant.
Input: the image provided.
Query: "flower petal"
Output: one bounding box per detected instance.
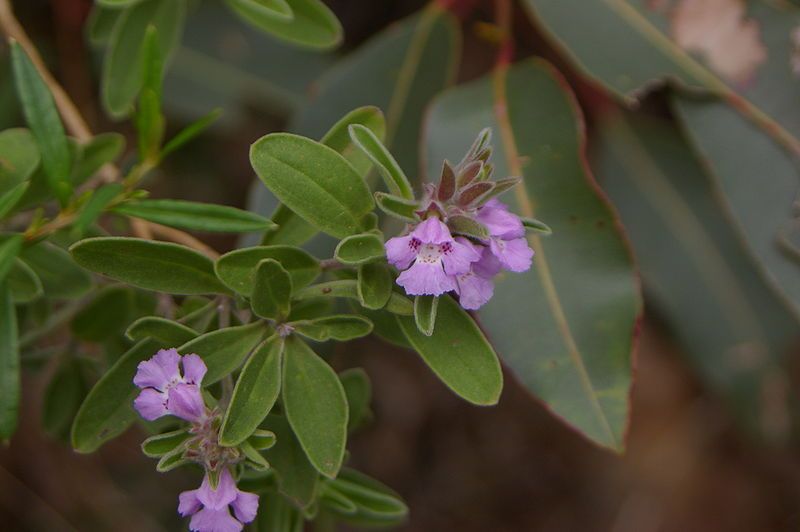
[385,235,417,270]
[198,470,238,510]
[411,217,452,244]
[133,348,181,390]
[442,238,481,276]
[489,237,534,273]
[189,508,242,532]
[133,388,168,421]
[455,271,495,310]
[476,199,524,239]
[167,384,206,423]
[396,261,456,296]
[181,354,207,386]
[231,491,259,524]
[178,488,203,517]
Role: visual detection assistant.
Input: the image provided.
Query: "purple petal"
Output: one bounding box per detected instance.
[166,384,206,423]
[476,200,524,239]
[178,489,203,517]
[189,508,242,532]
[411,217,452,244]
[133,348,181,390]
[455,271,495,310]
[385,235,417,270]
[181,354,207,386]
[442,239,481,276]
[489,237,534,273]
[396,261,456,296]
[133,388,168,421]
[198,470,238,510]
[231,491,259,524]
[473,246,503,278]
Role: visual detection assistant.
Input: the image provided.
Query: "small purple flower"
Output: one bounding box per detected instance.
[453,239,501,310]
[476,199,534,273]
[385,217,480,296]
[179,469,259,532]
[133,348,207,423]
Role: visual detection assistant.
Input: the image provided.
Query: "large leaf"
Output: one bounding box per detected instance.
[523,0,800,153]
[290,7,460,181]
[226,0,342,50]
[671,96,800,315]
[219,335,283,446]
[71,339,160,452]
[424,60,641,450]
[70,237,229,295]
[591,109,799,438]
[282,336,347,478]
[0,283,18,441]
[261,414,319,506]
[398,296,502,406]
[250,133,374,238]
[215,245,320,296]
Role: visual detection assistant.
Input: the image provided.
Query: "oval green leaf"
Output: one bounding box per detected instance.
[251,259,292,320]
[215,245,320,296]
[176,322,267,384]
[334,233,385,265]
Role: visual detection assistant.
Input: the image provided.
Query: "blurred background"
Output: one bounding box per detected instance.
[1,0,800,530]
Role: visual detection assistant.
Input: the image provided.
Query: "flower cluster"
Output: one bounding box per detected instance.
[384,130,535,310]
[133,350,259,532]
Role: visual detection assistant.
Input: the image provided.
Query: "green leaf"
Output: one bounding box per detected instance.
[320,106,386,177]
[87,5,123,46]
[98,0,145,7]
[226,0,342,50]
[136,25,165,161]
[126,316,198,345]
[0,128,39,191]
[348,124,413,199]
[592,108,799,438]
[398,296,501,406]
[261,203,319,248]
[374,192,418,221]
[425,59,640,449]
[255,493,305,532]
[71,339,160,452]
[219,335,284,446]
[72,183,124,237]
[413,295,437,337]
[326,468,408,527]
[261,414,318,507]
[290,8,460,189]
[446,215,489,240]
[224,0,292,21]
[141,428,190,458]
[0,182,30,220]
[282,336,347,478]
[250,133,374,239]
[0,234,23,284]
[357,262,392,310]
[294,280,413,316]
[20,242,92,299]
[103,0,185,117]
[248,428,277,450]
[215,246,320,296]
[161,108,222,159]
[672,96,800,316]
[7,259,42,303]
[0,283,19,442]
[70,133,125,186]
[114,199,275,233]
[293,315,373,342]
[156,449,190,472]
[334,233,385,265]
[522,0,800,153]
[70,285,136,342]
[522,217,552,235]
[10,42,72,205]
[251,259,292,320]
[42,359,86,439]
[240,440,270,470]
[70,237,228,295]
[339,368,371,431]
[176,322,266,384]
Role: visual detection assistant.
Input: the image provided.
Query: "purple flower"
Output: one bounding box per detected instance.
[179,469,259,532]
[454,239,500,310]
[385,217,480,296]
[476,199,534,273]
[133,348,207,423]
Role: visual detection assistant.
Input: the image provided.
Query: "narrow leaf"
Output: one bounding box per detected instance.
[0,283,19,441]
[0,128,39,190]
[114,199,275,233]
[227,0,342,50]
[176,322,267,384]
[0,234,23,284]
[348,124,413,199]
[125,316,198,345]
[413,295,437,337]
[374,192,418,222]
[161,108,222,159]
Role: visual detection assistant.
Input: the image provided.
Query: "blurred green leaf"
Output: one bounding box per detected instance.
[136,25,165,161]
[250,133,374,239]
[398,295,502,406]
[339,368,371,432]
[177,322,267,384]
[72,183,124,237]
[71,285,137,342]
[251,259,292,320]
[325,468,408,527]
[21,242,92,299]
[226,0,341,50]
[71,338,160,453]
[425,60,640,449]
[0,282,18,442]
[282,336,347,478]
[42,358,86,439]
[0,182,30,220]
[261,414,318,507]
[87,5,123,46]
[114,199,275,233]
[0,234,23,284]
[10,42,72,205]
[125,316,198,344]
[7,259,42,303]
[215,245,320,297]
[0,128,39,191]
[592,108,799,438]
[219,335,284,446]
[70,237,228,295]
[255,493,305,531]
[160,108,221,159]
[70,133,125,186]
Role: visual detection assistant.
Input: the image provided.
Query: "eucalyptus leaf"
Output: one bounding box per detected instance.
[219,336,283,446]
[282,336,348,478]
